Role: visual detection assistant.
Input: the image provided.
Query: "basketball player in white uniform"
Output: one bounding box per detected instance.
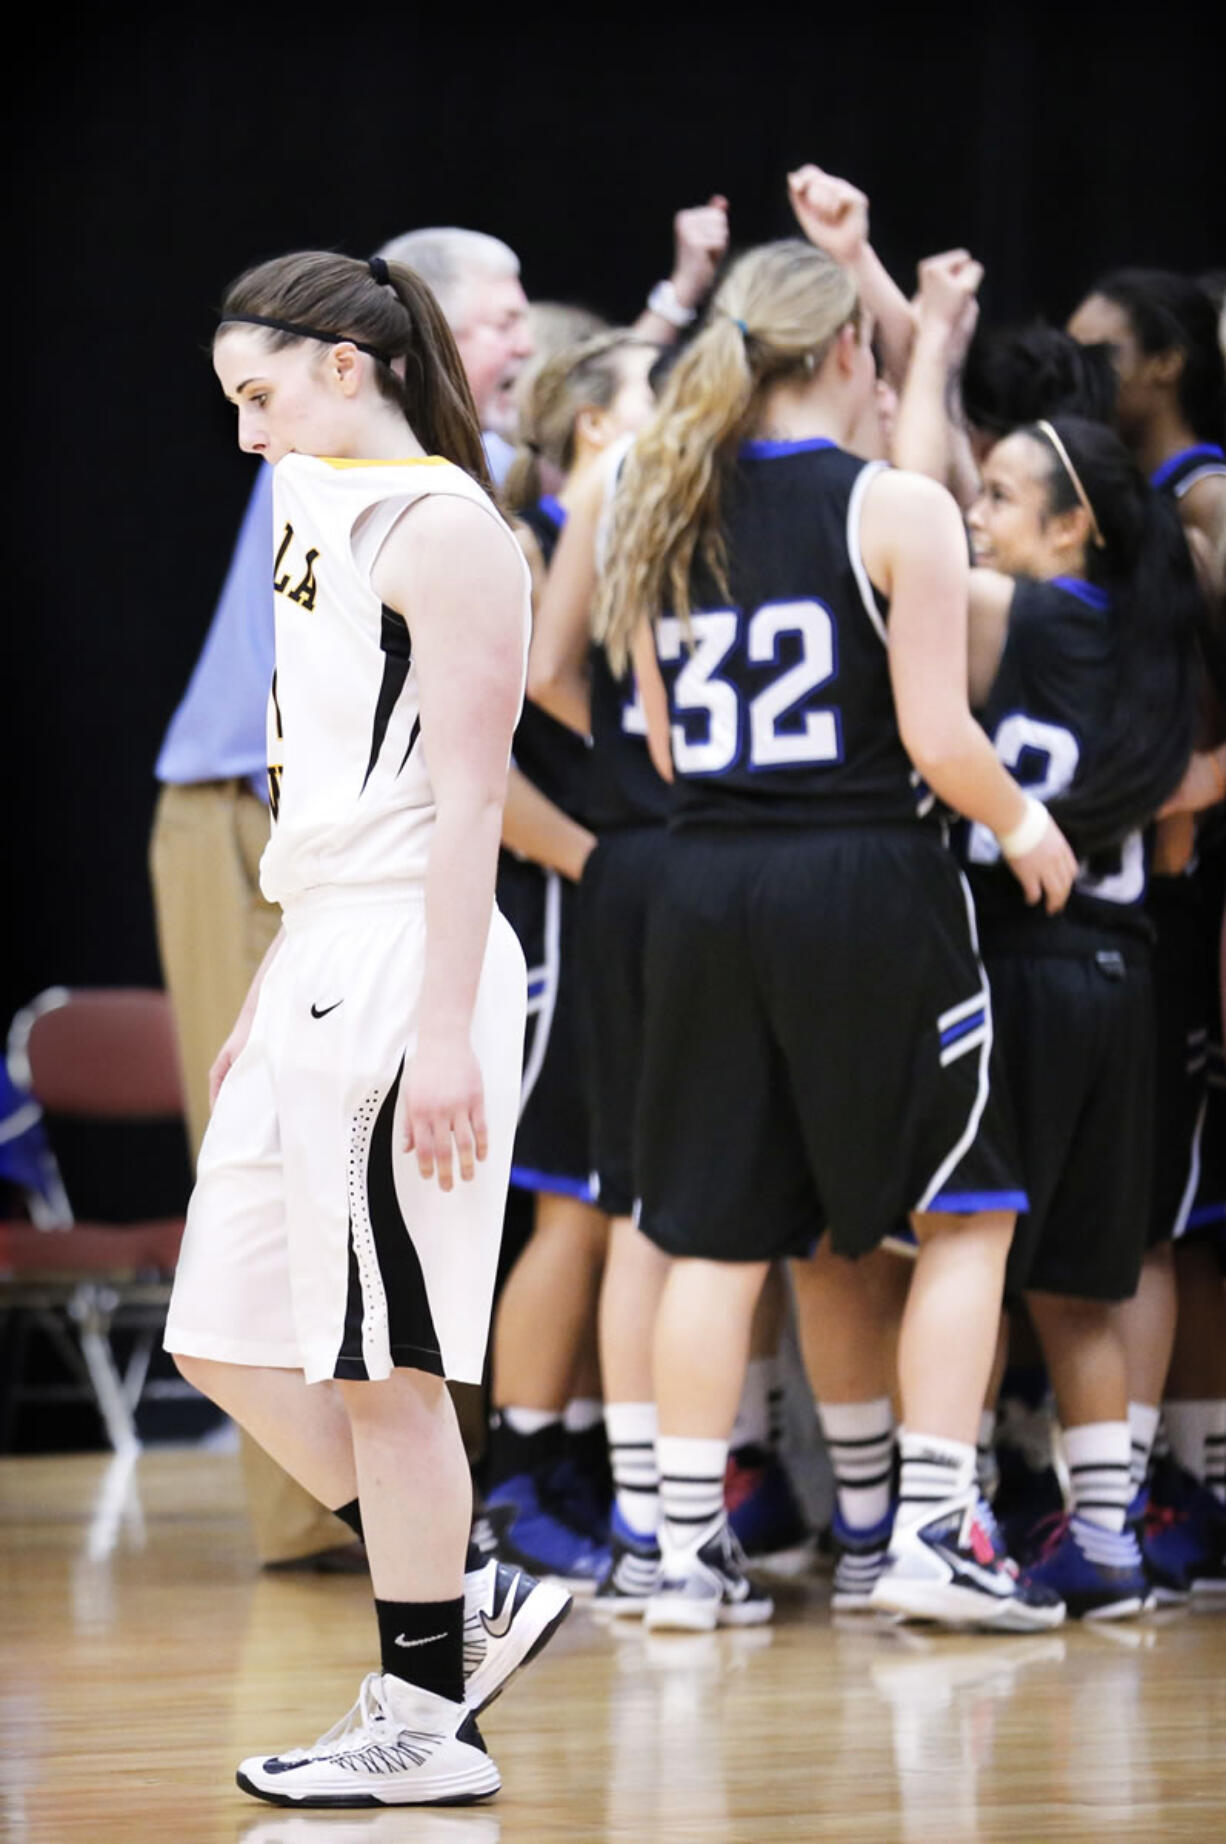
[165,250,567,1808]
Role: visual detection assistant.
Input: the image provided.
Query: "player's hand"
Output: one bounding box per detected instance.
[403,1035,489,1192]
[671,195,730,309]
[208,1009,254,1108]
[915,250,983,360]
[1006,813,1079,915]
[787,165,869,267]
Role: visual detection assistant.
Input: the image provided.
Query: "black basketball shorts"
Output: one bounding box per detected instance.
[575,826,672,1218]
[496,853,595,1202]
[1186,842,1226,1249]
[634,826,1025,1263]
[985,938,1155,1302]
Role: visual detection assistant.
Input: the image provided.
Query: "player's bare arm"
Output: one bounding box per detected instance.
[373,494,526,1190]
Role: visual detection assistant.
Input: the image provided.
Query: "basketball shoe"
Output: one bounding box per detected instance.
[482,1473,610,1592]
[644,1515,774,1632]
[1021,1513,1151,1620]
[590,1505,661,1617]
[830,1506,894,1612]
[462,1557,572,1712]
[1142,1456,1226,1598]
[869,1494,1065,1631]
[236,1673,499,1808]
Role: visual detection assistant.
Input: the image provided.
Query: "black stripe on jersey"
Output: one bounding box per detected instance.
[398,714,422,775]
[361,605,413,792]
[334,1057,445,1380]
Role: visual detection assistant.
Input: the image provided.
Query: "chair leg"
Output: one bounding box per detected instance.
[122,1329,156,1414]
[69,1286,141,1457]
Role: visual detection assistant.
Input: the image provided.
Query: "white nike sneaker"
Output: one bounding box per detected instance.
[236,1673,500,1808]
[644,1516,774,1632]
[463,1557,572,1712]
[869,1496,1066,1632]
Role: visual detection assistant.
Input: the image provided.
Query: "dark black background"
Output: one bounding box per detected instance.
[5,5,1223,1034]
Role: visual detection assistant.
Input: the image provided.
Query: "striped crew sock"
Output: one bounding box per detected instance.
[817,1397,895,1532]
[605,1401,660,1538]
[1062,1421,1132,1533]
[895,1429,976,1532]
[1128,1401,1161,1496]
[1165,1400,1226,1500]
[657,1435,729,1556]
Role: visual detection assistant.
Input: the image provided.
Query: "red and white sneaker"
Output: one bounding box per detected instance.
[869,1496,1065,1632]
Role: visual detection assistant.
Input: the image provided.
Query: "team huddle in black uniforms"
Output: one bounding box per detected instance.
[479,165,1226,1640]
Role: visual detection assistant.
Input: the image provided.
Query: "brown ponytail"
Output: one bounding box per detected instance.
[217,251,492,489]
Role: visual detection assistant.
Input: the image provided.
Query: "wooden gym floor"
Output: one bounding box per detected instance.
[2,1448,1225,1843]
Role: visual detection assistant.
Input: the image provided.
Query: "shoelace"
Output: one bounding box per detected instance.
[306,1673,392,1756]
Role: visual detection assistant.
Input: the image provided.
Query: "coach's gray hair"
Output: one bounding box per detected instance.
[374,227,520,333]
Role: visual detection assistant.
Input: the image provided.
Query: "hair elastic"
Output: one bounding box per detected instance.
[1036,419,1106,548]
[368,255,391,287]
[217,312,393,366]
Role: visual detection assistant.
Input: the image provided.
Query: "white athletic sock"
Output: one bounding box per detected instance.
[1128,1401,1161,1495]
[1164,1400,1226,1497]
[604,1401,659,1537]
[502,1406,562,1436]
[657,1435,728,1557]
[1061,1421,1131,1532]
[564,1397,604,1434]
[895,1430,976,1532]
[730,1359,773,1453]
[818,1397,895,1532]
[977,1408,1000,1503]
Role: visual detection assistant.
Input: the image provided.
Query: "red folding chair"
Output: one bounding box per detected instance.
[0,988,189,1454]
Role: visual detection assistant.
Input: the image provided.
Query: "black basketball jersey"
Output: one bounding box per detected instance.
[961,575,1150,939]
[511,496,590,822]
[653,440,934,829]
[588,647,675,830]
[1151,443,1226,500]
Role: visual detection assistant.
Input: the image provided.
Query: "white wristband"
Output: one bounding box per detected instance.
[647,278,697,329]
[998,795,1050,860]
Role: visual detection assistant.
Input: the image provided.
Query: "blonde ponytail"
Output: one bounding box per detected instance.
[597,240,859,674]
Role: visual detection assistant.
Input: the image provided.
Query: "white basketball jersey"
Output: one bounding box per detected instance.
[259,454,530,904]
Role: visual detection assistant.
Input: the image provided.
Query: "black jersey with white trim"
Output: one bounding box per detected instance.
[512,495,590,821]
[961,575,1151,941]
[653,440,934,829]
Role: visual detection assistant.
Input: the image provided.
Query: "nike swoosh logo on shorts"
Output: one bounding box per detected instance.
[395,1630,449,1648]
[310,1000,344,1019]
[480,1571,522,1639]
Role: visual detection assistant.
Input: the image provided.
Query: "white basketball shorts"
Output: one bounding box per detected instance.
[164,883,526,1386]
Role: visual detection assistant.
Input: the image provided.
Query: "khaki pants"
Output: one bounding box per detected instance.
[150,780,354,1564]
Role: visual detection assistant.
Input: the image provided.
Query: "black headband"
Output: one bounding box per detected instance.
[218,312,393,366]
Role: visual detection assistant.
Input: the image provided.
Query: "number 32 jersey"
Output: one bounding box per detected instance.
[260,453,530,905]
[654,439,931,829]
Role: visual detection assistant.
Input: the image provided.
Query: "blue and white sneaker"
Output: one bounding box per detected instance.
[1022,1513,1151,1620]
[869,1495,1065,1632]
[645,1515,774,1632]
[462,1558,572,1712]
[726,1445,816,1574]
[591,1506,661,1617]
[483,1473,610,1594]
[830,1506,894,1612]
[236,1673,499,1808]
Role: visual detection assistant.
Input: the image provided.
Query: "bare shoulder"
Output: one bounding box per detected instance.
[859,466,966,592]
[969,566,1015,616]
[372,490,525,612]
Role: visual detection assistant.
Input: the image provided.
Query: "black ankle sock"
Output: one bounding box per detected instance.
[375,1597,464,1704]
[485,1415,564,1488]
[333,1498,364,1540]
[568,1422,613,1506]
